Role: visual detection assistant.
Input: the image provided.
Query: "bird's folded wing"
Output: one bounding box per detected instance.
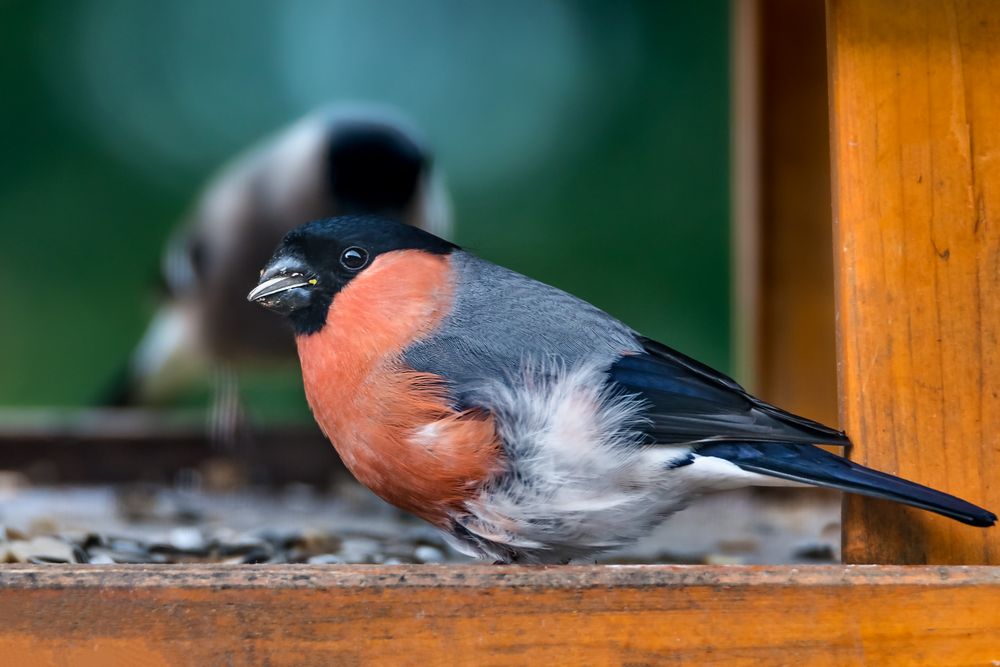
[608,336,850,446]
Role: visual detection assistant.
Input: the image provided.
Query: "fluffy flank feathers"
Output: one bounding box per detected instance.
[456,362,693,562]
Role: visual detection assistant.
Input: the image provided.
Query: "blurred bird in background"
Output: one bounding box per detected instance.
[107,105,451,442]
[249,216,996,564]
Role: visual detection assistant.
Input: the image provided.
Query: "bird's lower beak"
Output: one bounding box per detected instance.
[247,273,311,302]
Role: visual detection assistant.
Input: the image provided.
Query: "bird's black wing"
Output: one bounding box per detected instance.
[612,337,996,528]
[608,336,850,446]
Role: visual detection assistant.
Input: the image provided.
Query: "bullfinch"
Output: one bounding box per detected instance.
[111,106,451,408]
[249,215,996,563]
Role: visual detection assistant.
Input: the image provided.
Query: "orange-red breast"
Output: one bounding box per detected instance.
[249,215,996,563]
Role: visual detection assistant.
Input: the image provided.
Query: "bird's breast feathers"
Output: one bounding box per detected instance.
[295,249,502,526]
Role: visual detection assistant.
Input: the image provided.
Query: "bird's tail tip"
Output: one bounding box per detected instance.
[697,441,996,528]
[964,508,997,528]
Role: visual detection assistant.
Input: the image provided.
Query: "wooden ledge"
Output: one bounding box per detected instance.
[2,562,1000,588]
[2,565,999,665]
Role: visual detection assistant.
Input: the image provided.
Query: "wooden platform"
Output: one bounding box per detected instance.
[0,565,997,666]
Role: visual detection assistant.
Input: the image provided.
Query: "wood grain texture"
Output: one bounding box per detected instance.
[733,0,839,427]
[828,0,1000,563]
[1,564,999,666]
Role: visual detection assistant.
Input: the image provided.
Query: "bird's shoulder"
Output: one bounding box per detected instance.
[403,251,640,402]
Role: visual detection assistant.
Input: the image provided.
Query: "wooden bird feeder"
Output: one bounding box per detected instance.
[2,1,999,663]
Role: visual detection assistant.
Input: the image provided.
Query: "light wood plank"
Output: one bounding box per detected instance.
[827,0,1000,563]
[1,565,999,666]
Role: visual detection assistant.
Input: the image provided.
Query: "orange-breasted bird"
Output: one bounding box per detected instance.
[249,216,996,563]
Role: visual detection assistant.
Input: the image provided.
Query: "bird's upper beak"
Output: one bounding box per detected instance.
[247,258,316,314]
[247,273,311,303]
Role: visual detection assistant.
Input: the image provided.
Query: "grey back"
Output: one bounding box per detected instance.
[403,251,641,408]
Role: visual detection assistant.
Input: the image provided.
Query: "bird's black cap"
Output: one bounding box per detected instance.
[249,215,458,335]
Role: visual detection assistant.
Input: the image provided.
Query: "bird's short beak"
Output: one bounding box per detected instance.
[247,273,312,303]
[247,257,317,315]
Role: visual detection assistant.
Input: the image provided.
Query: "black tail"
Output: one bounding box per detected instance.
[696,441,997,528]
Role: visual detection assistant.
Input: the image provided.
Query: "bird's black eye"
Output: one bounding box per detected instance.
[340,247,369,270]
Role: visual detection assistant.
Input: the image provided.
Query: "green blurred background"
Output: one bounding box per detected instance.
[0,0,730,415]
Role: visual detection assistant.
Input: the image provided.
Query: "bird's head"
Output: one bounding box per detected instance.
[247,215,458,335]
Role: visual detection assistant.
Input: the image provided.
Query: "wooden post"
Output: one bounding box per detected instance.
[828,0,1000,564]
[733,0,839,428]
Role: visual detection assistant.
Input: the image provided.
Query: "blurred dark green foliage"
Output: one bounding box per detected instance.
[0,0,729,414]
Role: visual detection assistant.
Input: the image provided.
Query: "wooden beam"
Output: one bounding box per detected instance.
[1,565,999,664]
[828,0,1000,563]
[733,0,839,427]
[0,409,338,485]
